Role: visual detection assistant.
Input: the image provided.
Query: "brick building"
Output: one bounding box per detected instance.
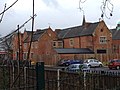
[12,32,23,60]
[12,18,114,65]
[22,27,58,65]
[111,22,120,59]
[54,19,112,62]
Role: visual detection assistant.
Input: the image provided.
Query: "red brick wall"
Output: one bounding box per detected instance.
[12,33,23,60]
[64,37,80,48]
[29,28,57,65]
[112,40,120,59]
[93,21,112,61]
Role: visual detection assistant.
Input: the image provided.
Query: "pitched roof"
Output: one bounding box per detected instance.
[54,48,94,54]
[32,29,46,41]
[24,31,33,43]
[111,28,120,40]
[24,29,47,42]
[26,31,32,35]
[57,22,99,39]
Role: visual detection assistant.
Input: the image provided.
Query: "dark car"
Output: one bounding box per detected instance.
[108,59,120,70]
[57,59,83,66]
[57,59,68,66]
[63,59,83,66]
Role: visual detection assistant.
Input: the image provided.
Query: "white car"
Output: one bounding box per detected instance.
[84,59,103,67]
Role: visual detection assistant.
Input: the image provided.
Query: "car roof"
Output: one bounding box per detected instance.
[69,63,88,66]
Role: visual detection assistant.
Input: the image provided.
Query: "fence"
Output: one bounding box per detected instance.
[45,69,120,90]
[0,64,120,90]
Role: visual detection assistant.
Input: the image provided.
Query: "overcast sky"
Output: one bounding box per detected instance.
[0,0,120,36]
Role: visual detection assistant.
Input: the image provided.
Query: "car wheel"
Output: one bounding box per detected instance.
[116,66,120,70]
[109,67,112,70]
[99,64,102,67]
[88,65,91,68]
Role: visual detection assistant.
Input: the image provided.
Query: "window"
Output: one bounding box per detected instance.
[49,34,51,36]
[53,41,57,48]
[101,29,103,32]
[69,38,74,46]
[24,43,27,49]
[58,41,63,48]
[31,43,34,49]
[31,52,33,59]
[35,42,38,48]
[23,52,27,60]
[99,36,107,44]
[16,52,19,60]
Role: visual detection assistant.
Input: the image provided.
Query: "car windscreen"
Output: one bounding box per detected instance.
[109,60,115,63]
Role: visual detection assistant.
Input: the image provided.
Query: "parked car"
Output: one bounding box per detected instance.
[63,59,83,66]
[108,59,120,70]
[84,59,103,67]
[57,59,83,66]
[65,63,90,72]
[57,59,69,66]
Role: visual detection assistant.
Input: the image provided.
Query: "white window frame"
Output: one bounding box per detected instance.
[24,43,27,49]
[58,41,63,48]
[35,42,38,48]
[99,36,107,44]
[69,38,74,46]
[31,43,34,49]
[53,41,57,48]
[30,52,34,59]
[23,52,28,60]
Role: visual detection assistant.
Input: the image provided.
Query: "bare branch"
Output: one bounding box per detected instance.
[100,0,114,19]
[0,0,18,15]
[0,3,6,23]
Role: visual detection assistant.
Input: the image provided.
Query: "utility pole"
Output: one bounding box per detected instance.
[17,25,21,89]
[26,0,35,61]
[10,0,36,88]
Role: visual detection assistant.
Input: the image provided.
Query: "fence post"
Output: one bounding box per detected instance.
[84,71,86,90]
[24,67,27,90]
[36,62,45,90]
[57,69,60,90]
